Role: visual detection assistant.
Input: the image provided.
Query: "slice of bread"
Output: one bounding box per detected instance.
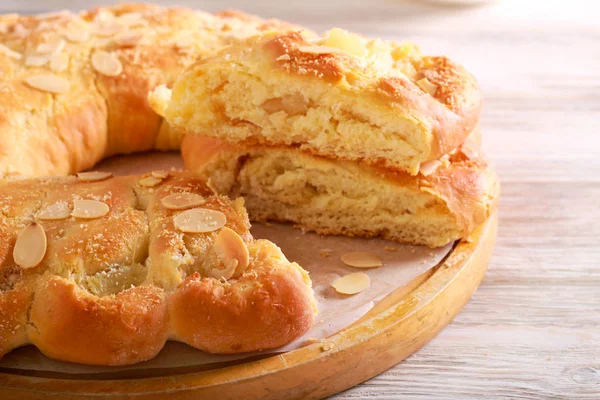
[154,29,481,175]
[182,135,498,247]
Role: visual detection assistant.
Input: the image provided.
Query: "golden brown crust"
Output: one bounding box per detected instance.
[29,278,168,365]
[0,4,301,176]
[0,172,316,365]
[170,241,316,353]
[378,58,481,158]
[266,32,346,81]
[380,144,499,237]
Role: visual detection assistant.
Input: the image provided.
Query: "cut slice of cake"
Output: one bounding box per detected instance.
[152,29,482,175]
[181,136,499,247]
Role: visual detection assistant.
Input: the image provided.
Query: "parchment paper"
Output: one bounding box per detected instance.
[0,153,452,375]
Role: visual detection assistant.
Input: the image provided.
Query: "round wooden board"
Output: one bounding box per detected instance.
[0,213,497,400]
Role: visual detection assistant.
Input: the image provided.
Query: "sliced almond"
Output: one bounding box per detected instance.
[91,50,122,76]
[95,23,122,37]
[341,252,383,268]
[118,12,147,27]
[114,32,143,46]
[151,170,169,179]
[0,44,22,60]
[25,54,48,67]
[332,272,370,295]
[416,77,438,96]
[139,176,162,187]
[50,53,69,72]
[262,94,308,116]
[211,227,249,279]
[13,222,47,269]
[174,208,226,233]
[71,199,110,219]
[297,45,343,55]
[76,171,112,182]
[24,74,70,94]
[37,201,70,221]
[161,193,205,210]
[35,39,65,55]
[13,24,30,39]
[94,10,114,23]
[93,37,113,49]
[419,160,442,176]
[460,143,478,160]
[64,28,90,43]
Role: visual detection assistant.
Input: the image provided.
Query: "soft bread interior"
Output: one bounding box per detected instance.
[194,147,463,247]
[164,30,434,175]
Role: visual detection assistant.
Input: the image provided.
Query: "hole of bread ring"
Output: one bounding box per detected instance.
[174,208,226,233]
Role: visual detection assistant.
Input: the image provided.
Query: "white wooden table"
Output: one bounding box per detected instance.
[3,1,599,398]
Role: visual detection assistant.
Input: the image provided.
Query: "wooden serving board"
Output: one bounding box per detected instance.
[0,153,498,399]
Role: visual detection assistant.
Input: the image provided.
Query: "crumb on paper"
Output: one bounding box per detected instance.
[320,248,333,258]
[547,356,553,361]
[321,342,335,352]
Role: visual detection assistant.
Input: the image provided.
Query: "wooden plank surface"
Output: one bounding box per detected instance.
[2,0,598,398]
